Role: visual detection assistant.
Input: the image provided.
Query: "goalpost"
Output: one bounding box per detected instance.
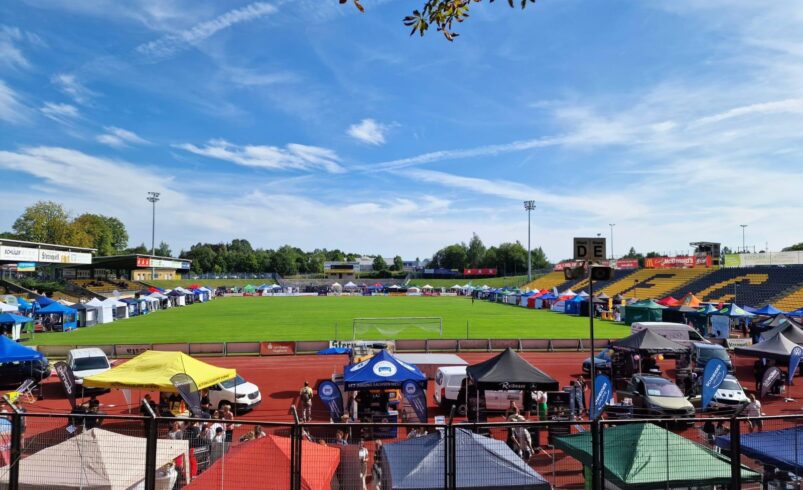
[352,317,443,339]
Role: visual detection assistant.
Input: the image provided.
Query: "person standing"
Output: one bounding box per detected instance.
[220,404,234,442]
[358,439,369,490]
[372,439,384,490]
[746,394,763,433]
[574,376,587,416]
[299,381,314,422]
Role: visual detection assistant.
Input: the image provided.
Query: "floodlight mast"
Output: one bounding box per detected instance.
[524,201,536,282]
[147,192,160,280]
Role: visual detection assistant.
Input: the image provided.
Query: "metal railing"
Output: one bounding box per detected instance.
[2,409,802,489]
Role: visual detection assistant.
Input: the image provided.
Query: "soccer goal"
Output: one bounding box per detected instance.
[352,317,443,340]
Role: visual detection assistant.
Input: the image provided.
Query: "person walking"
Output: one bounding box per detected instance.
[746,394,763,433]
[299,381,314,422]
[358,439,369,490]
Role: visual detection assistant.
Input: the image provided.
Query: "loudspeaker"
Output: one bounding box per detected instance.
[590,266,613,281]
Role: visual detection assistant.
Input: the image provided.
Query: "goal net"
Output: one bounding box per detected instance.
[352,317,443,340]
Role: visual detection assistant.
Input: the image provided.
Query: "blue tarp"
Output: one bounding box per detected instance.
[15,298,32,310]
[752,304,784,316]
[716,427,803,472]
[0,335,43,362]
[539,293,557,300]
[37,302,77,315]
[35,296,55,307]
[0,313,33,324]
[318,347,351,355]
[383,428,550,490]
[343,349,426,390]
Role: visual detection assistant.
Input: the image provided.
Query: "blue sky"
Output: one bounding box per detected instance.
[1,0,802,261]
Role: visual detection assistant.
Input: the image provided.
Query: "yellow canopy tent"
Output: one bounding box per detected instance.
[83,350,236,392]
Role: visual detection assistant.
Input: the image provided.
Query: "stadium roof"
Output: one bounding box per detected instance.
[0,238,95,252]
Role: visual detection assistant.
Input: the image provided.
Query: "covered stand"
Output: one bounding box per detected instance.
[0,428,189,489]
[73,303,99,328]
[0,313,33,341]
[189,435,340,490]
[35,302,77,332]
[86,298,114,324]
[752,304,784,316]
[381,428,550,490]
[622,300,666,325]
[734,332,799,361]
[100,297,129,319]
[466,347,558,421]
[555,423,759,489]
[716,427,803,475]
[760,314,803,330]
[761,322,803,344]
[611,329,687,379]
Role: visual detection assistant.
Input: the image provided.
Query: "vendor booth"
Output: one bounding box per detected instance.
[466,347,559,422]
[168,289,186,306]
[381,428,550,490]
[610,329,687,387]
[660,305,698,324]
[752,304,784,316]
[555,423,760,489]
[35,302,77,332]
[100,297,129,319]
[760,313,803,330]
[0,313,33,341]
[565,295,586,315]
[189,434,340,490]
[86,298,114,324]
[622,300,666,325]
[343,350,427,437]
[761,322,803,344]
[716,427,803,487]
[72,303,98,328]
[0,428,189,489]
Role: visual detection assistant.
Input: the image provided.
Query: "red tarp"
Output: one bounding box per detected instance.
[189,435,340,490]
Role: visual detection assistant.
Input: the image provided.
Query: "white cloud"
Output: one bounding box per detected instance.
[0,26,29,70]
[96,126,149,147]
[690,98,803,127]
[136,2,277,60]
[39,102,79,124]
[0,80,28,124]
[175,139,345,173]
[51,74,97,105]
[347,118,389,145]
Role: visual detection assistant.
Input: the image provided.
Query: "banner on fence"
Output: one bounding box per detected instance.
[789,346,803,385]
[402,380,428,423]
[644,256,712,268]
[701,358,728,410]
[317,380,344,421]
[54,361,77,409]
[259,341,295,356]
[591,374,612,419]
[463,268,497,276]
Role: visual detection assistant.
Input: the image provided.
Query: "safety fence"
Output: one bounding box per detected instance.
[2,411,803,489]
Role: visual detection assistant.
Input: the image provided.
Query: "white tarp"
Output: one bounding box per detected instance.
[0,302,17,313]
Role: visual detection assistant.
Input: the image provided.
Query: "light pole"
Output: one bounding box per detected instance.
[147,192,160,280]
[609,223,615,260]
[524,201,536,282]
[740,225,747,253]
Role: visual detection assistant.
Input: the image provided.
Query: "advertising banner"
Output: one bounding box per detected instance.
[16,262,36,272]
[259,341,295,356]
[170,373,206,418]
[701,358,728,410]
[0,246,38,262]
[555,259,640,271]
[402,380,428,423]
[645,256,712,268]
[591,374,612,420]
[728,251,803,267]
[789,346,803,385]
[760,367,781,399]
[463,268,498,276]
[611,259,639,270]
[317,380,344,421]
[136,257,150,267]
[54,361,78,409]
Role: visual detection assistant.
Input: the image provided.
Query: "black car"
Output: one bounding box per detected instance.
[0,357,51,387]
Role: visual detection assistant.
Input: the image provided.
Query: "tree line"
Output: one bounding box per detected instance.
[428,233,549,276]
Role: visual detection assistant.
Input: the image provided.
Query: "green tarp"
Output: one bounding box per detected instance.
[554,423,760,489]
[623,300,666,325]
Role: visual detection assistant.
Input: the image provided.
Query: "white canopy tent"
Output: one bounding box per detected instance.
[0,302,18,313]
[344,281,358,290]
[331,282,342,292]
[86,298,114,324]
[0,428,189,489]
[100,298,129,320]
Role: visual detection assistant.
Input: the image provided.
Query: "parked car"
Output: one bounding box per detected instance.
[582,350,613,374]
[0,357,51,387]
[690,343,733,373]
[689,375,749,411]
[206,375,261,412]
[67,348,112,395]
[434,366,522,416]
[616,374,694,421]
[631,322,709,349]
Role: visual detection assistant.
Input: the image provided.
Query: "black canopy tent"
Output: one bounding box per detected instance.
[761,322,803,344]
[760,314,803,330]
[611,329,687,355]
[466,348,558,420]
[661,305,698,324]
[735,332,799,361]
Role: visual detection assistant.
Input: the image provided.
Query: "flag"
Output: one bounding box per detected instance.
[789,346,803,385]
[591,374,612,420]
[317,380,344,421]
[170,373,205,418]
[54,361,77,409]
[701,358,727,410]
[402,380,428,423]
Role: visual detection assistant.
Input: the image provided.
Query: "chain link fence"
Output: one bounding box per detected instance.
[3,411,803,489]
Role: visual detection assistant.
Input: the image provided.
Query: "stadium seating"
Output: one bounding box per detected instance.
[600,268,713,299]
[776,286,803,312]
[70,278,142,294]
[570,268,638,294]
[522,271,570,291]
[671,266,803,307]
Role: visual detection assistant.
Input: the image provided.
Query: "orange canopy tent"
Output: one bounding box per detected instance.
[678,292,702,308]
[189,435,340,490]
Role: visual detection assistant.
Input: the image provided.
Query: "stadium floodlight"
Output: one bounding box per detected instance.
[147,192,160,280]
[609,223,615,260]
[523,201,536,282]
[740,224,748,253]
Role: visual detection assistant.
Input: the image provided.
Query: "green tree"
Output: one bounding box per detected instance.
[622,247,643,259]
[439,244,468,270]
[272,245,299,275]
[125,243,150,254]
[481,246,498,269]
[392,255,404,272]
[466,233,486,268]
[783,243,803,252]
[12,201,73,244]
[496,241,527,276]
[154,241,172,257]
[530,246,549,269]
[71,213,129,256]
[373,256,389,272]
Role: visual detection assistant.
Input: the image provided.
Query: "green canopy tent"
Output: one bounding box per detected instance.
[243,284,257,294]
[623,300,666,325]
[554,423,760,489]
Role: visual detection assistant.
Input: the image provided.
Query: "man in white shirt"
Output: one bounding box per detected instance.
[358,439,369,490]
[746,394,762,432]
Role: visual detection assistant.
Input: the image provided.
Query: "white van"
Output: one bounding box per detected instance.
[434,366,522,416]
[631,322,710,348]
[68,348,112,394]
[206,375,262,412]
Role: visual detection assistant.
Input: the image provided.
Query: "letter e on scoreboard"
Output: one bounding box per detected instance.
[574,237,606,261]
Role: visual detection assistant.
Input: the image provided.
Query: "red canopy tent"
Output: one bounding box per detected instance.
[189,435,340,490]
[188,284,201,290]
[657,296,680,307]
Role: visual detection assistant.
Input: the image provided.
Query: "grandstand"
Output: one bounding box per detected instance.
[667,266,803,307]
[522,271,569,291]
[599,267,713,299]
[776,286,803,312]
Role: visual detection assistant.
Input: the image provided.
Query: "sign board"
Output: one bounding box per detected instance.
[573,237,606,261]
[259,341,295,356]
[0,246,39,262]
[17,262,36,272]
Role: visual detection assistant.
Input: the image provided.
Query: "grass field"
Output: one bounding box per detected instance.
[145,279,274,289]
[28,296,628,345]
[407,275,531,288]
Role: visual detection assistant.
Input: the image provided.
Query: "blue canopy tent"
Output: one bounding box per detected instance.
[15,297,32,314]
[35,302,77,332]
[35,296,55,308]
[716,427,803,473]
[0,335,44,362]
[343,350,426,390]
[565,295,587,315]
[318,347,351,355]
[381,428,550,490]
[0,313,33,341]
[752,304,784,316]
[713,303,755,318]
[789,308,803,318]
